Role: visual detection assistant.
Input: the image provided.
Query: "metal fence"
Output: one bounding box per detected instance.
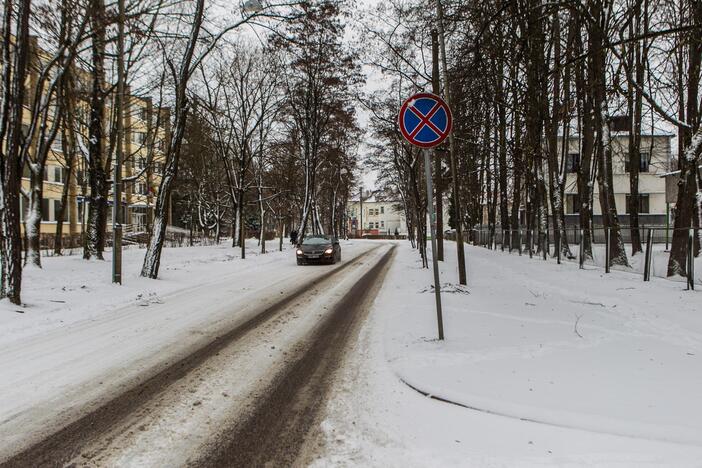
[466,226,700,290]
[36,225,219,257]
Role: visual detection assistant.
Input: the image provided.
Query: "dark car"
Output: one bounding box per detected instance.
[296,235,341,265]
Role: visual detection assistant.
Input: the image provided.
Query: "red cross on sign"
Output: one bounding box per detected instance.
[398,93,452,148]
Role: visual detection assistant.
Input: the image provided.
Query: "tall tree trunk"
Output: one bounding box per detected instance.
[627,1,647,256]
[0,0,31,304]
[575,17,594,260]
[431,29,444,260]
[546,10,573,259]
[496,51,510,238]
[668,0,702,277]
[84,0,107,260]
[55,71,77,255]
[589,0,628,267]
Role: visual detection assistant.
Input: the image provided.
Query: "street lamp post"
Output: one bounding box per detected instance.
[359,185,363,239]
[339,167,348,238]
[112,0,125,284]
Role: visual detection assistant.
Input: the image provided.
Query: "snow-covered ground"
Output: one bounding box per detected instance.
[0,238,328,344]
[3,238,702,466]
[0,240,288,343]
[314,241,702,467]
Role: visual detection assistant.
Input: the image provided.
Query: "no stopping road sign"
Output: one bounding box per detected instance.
[398,93,452,148]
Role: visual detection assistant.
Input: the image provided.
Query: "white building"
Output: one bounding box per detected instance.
[347,195,407,237]
[560,131,674,226]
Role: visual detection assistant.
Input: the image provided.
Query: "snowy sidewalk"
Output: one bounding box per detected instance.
[381,242,702,445]
[309,240,702,466]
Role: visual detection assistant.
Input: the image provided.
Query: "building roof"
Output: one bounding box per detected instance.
[560,131,675,138]
[348,196,401,204]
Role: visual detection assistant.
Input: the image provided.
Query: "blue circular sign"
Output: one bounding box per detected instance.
[398,93,453,148]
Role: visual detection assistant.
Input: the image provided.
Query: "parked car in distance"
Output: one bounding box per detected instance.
[296,235,341,265]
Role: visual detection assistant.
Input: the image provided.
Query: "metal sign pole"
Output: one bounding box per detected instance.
[423,149,445,340]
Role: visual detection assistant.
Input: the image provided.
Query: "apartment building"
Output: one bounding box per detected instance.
[18,37,170,245]
[560,130,673,226]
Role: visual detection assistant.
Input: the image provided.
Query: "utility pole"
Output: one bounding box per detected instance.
[112,0,125,284]
[436,0,467,285]
[431,29,444,261]
[359,185,363,239]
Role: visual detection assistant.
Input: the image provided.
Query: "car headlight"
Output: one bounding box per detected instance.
[324,248,333,254]
[296,249,303,255]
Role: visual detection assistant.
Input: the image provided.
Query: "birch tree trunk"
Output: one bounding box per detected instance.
[84,0,107,260]
[141,0,205,278]
[0,0,31,304]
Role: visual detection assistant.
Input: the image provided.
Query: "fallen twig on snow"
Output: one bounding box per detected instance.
[419,283,470,294]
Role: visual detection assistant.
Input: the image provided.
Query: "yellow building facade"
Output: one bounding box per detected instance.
[18,38,170,247]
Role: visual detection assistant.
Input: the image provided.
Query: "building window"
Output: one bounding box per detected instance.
[640,152,650,172]
[51,133,63,151]
[53,199,68,222]
[626,194,650,214]
[41,198,51,221]
[140,108,148,121]
[380,220,385,228]
[53,166,65,184]
[565,153,579,173]
[566,193,580,214]
[380,206,385,214]
[624,151,651,173]
[609,115,631,132]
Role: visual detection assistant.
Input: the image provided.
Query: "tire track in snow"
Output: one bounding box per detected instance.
[191,246,396,467]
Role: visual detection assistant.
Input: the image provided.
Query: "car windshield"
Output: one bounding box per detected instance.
[302,236,332,245]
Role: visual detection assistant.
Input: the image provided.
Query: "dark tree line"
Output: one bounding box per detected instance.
[362,0,701,279]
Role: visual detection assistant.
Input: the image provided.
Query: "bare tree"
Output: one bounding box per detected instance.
[0,0,32,303]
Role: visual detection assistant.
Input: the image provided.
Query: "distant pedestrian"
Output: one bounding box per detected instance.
[290,230,298,246]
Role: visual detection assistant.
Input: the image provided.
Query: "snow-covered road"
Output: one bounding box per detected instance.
[0,240,386,464]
